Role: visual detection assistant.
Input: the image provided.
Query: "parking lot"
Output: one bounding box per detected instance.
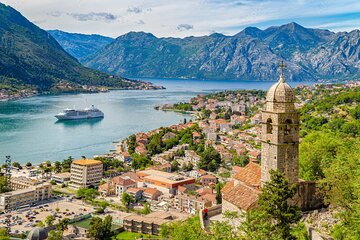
[0,197,95,235]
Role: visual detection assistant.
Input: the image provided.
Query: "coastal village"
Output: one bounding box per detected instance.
[1,78,360,239]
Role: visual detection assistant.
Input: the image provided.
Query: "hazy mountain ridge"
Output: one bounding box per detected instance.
[0,3,144,93]
[78,22,359,81]
[48,30,114,59]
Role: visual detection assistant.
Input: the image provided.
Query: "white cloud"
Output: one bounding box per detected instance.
[2,0,360,38]
[177,24,193,31]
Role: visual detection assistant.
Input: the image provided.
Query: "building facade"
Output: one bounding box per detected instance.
[0,183,52,210]
[260,73,299,185]
[70,159,103,189]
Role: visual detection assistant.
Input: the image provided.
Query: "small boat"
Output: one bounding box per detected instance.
[55,105,104,120]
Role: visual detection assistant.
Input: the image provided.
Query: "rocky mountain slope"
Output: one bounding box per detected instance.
[48,30,114,59]
[0,3,147,94]
[80,23,359,81]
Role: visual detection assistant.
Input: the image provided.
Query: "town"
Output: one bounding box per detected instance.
[1,75,359,239]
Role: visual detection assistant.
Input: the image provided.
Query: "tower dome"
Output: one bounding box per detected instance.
[265,74,295,112]
[27,227,48,240]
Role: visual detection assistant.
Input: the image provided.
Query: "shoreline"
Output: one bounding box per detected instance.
[0,85,166,102]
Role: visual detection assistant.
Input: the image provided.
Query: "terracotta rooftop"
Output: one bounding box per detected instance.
[72,159,102,166]
[201,174,217,179]
[111,176,136,186]
[234,162,261,188]
[222,182,260,211]
[144,188,161,196]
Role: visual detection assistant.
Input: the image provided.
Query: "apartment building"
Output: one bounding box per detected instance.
[174,194,212,214]
[0,183,52,210]
[70,159,103,189]
[10,176,43,190]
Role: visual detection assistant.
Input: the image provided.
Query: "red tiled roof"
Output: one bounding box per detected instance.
[111,176,136,186]
[232,166,243,173]
[234,162,261,188]
[127,188,143,193]
[201,174,217,180]
[121,172,140,181]
[222,182,260,211]
[178,186,187,193]
[196,187,213,196]
[222,180,235,194]
[144,188,161,196]
[202,193,216,203]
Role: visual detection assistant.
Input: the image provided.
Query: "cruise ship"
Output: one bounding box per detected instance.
[55,105,104,120]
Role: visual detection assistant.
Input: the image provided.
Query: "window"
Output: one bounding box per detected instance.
[284,119,292,135]
[266,118,273,134]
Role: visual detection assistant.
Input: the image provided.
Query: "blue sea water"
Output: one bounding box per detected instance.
[0,79,309,164]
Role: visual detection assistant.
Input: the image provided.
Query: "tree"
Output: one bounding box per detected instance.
[54,161,62,173]
[121,192,134,207]
[215,182,222,204]
[239,170,302,240]
[57,218,70,232]
[0,176,9,193]
[142,202,151,215]
[45,215,56,226]
[61,156,73,172]
[12,162,22,169]
[160,215,207,240]
[48,230,63,240]
[131,154,152,171]
[36,221,45,227]
[171,160,180,172]
[76,188,99,201]
[88,216,112,240]
[198,146,221,171]
[25,162,32,167]
[0,228,10,240]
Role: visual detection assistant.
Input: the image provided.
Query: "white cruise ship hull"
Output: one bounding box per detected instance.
[55,106,104,120]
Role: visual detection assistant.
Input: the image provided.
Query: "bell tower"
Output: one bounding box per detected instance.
[261,62,299,185]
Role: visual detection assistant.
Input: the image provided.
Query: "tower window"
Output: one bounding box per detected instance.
[284,119,292,135]
[266,118,273,134]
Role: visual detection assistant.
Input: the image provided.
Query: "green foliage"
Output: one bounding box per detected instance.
[94,157,123,172]
[121,192,134,207]
[233,154,249,167]
[215,182,222,204]
[240,170,302,240]
[160,215,207,240]
[53,161,61,173]
[61,156,73,172]
[131,154,152,171]
[171,160,180,172]
[76,188,100,201]
[88,216,113,240]
[12,161,22,169]
[48,230,63,240]
[45,215,56,226]
[0,176,9,193]
[0,4,142,93]
[0,228,10,240]
[127,134,137,155]
[25,162,32,167]
[198,146,221,172]
[142,202,151,215]
[172,102,193,112]
[57,218,70,232]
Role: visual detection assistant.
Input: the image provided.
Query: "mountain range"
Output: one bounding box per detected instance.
[0,3,150,95]
[51,23,359,82]
[48,30,113,59]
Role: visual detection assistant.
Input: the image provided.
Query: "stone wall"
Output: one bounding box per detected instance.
[298,180,323,211]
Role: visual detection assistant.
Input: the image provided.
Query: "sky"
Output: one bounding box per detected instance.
[2,0,360,38]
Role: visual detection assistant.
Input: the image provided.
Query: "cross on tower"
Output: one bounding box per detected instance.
[278,60,286,76]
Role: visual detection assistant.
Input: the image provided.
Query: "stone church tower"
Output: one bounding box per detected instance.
[260,70,299,185]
